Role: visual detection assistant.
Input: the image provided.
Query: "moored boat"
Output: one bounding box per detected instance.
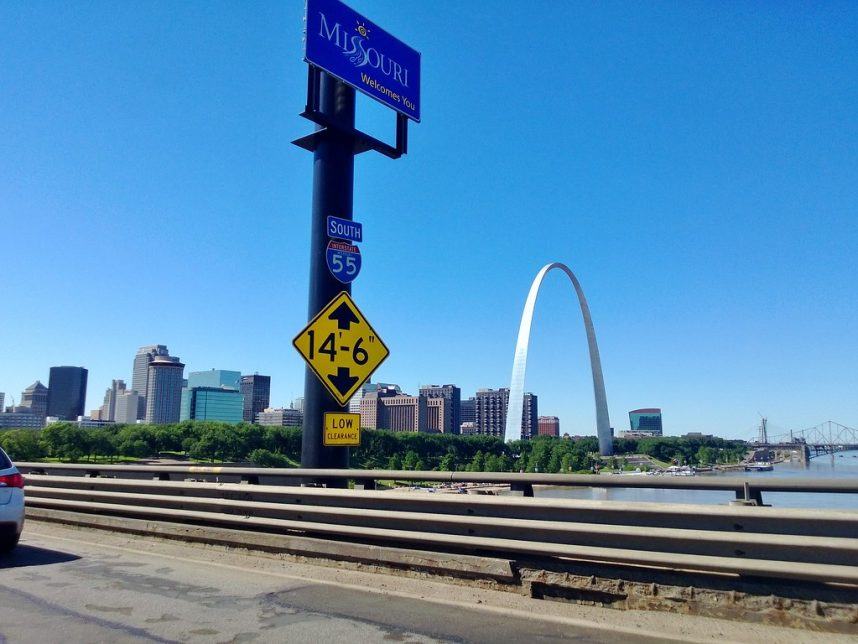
[744,462,774,472]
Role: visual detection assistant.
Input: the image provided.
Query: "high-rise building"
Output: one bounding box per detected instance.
[180,387,243,423]
[187,369,241,390]
[425,397,448,434]
[292,397,305,413]
[114,390,139,424]
[100,379,127,422]
[0,393,4,412]
[383,394,427,432]
[240,374,270,423]
[145,355,184,424]
[474,388,537,438]
[359,387,428,432]
[521,393,538,439]
[256,407,303,427]
[628,408,663,436]
[538,416,560,437]
[460,397,475,427]
[132,345,171,420]
[348,387,367,414]
[348,382,400,414]
[474,388,508,437]
[419,384,461,434]
[20,381,48,421]
[46,366,88,421]
[180,370,244,423]
[358,386,397,428]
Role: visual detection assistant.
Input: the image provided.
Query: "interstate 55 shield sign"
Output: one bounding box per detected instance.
[304,0,421,121]
[326,239,361,284]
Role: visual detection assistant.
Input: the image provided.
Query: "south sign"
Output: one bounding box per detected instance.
[304,0,421,122]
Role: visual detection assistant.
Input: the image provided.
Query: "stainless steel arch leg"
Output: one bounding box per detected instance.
[504,263,613,456]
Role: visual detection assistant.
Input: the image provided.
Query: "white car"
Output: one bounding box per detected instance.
[0,447,24,552]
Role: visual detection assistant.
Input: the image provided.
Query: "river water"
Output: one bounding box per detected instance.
[535,449,858,510]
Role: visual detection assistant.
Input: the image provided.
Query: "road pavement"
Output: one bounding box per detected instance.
[0,522,850,643]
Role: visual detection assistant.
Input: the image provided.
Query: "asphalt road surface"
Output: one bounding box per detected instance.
[0,523,846,643]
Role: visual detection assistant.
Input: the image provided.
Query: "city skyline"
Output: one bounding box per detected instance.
[1,353,650,438]
[0,345,847,439]
[1,1,856,438]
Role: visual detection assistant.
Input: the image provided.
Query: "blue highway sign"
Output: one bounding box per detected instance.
[328,215,363,243]
[304,0,421,122]
[326,239,362,284]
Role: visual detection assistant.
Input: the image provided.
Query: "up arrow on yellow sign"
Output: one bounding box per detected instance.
[292,291,390,406]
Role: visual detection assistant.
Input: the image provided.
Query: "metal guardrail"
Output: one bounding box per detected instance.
[16,462,858,504]
[20,473,858,586]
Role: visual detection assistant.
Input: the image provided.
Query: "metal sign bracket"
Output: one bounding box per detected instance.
[292,66,408,159]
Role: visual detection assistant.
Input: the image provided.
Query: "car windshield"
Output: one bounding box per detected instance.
[0,448,12,470]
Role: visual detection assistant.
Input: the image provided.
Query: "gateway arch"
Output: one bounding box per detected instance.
[504,263,613,456]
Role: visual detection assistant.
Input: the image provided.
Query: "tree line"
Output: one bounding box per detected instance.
[0,421,746,472]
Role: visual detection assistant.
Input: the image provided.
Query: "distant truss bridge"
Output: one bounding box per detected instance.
[765,421,858,459]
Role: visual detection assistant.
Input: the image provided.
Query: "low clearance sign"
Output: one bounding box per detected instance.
[304,0,421,122]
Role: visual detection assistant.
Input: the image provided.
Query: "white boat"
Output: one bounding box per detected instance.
[744,462,774,472]
[665,465,695,477]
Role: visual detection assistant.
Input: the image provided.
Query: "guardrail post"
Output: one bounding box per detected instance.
[354,478,376,490]
[749,484,764,506]
[733,482,764,506]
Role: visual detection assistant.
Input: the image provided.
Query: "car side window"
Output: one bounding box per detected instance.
[0,449,11,470]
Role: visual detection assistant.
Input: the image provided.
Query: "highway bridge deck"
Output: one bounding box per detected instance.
[2,522,855,644]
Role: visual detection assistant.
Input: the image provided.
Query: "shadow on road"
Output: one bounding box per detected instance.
[0,545,80,569]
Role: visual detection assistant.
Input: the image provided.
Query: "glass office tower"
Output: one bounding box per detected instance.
[46,366,88,420]
[628,408,663,436]
[240,375,271,422]
[180,387,244,423]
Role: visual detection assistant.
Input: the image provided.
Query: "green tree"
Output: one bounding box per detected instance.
[527,439,551,472]
[249,449,292,467]
[484,454,501,472]
[696,446,717,465]
[88,427,117,461]
[188,423,242,462]
[439,453,456,471]
[402,450,420,470]
[40,423,90,460]
[0,429,46,461]
[468,450,485,472]
[263,426,302,461]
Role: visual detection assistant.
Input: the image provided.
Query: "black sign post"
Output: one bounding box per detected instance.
[293,0,419,480]
[293,69,411,479]
[297,73,355,478]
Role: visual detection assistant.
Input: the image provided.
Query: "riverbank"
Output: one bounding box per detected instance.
[535,449,858,510]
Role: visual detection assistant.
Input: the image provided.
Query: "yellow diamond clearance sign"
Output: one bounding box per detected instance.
[293,291,389,406]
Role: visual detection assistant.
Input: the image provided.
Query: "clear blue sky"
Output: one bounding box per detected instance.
[1,1,856,439]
